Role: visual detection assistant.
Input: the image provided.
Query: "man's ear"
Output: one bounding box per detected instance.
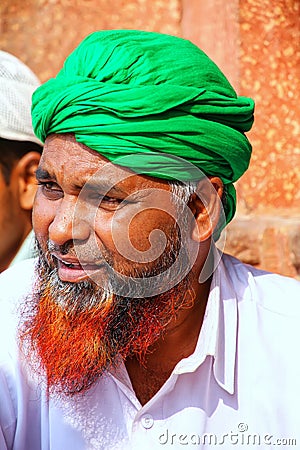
[14,151,41,210]
[189,176,224,242]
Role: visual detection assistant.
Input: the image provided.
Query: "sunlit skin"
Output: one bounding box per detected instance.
[32,133,223,404]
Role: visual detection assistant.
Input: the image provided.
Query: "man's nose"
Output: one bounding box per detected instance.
[48,196,90,246]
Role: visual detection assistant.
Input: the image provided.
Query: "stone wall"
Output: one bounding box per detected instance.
[0,0,181,82]
[232,0,300,278]
[1,0,299,277]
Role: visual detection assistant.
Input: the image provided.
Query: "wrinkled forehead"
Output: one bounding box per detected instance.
[40,133,171,194]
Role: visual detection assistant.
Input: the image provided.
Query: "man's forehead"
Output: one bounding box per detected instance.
[44,133,111,164]
[42,134,129,176]
[41,133,170,192]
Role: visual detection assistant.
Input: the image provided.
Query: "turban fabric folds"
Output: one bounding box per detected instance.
[32,30,255,225]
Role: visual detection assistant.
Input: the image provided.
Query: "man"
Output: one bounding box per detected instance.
[0,51,42,272]
[0,30,299,449]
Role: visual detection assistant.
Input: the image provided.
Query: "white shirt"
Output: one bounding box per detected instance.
[0,254,300,450]
[9,230,37,268]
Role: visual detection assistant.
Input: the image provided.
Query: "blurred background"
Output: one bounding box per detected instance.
[0,0,299,277]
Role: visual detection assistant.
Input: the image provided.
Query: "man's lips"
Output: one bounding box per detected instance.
[52,254,104,282]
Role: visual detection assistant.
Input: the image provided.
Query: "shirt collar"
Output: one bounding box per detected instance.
[174,249,238,395]
[9,229,37,267]
[212,253,238,394]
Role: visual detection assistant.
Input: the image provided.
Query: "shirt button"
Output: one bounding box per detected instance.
[141,413,154,429]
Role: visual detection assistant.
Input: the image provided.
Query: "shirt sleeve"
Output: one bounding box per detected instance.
[0,431,9,450]
[0,368,17,450]
[0,260,42,449]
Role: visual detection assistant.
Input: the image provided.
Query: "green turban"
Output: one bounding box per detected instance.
[32,30,254,225]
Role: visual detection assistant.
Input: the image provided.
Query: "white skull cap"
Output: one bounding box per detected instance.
[0,50,42,145]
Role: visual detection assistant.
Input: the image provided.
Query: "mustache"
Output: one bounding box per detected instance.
[48,240,72,255]
[47,240,104,263]
[37,236,189,300]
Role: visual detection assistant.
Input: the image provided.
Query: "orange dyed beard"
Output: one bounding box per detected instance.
[19,241,193,398]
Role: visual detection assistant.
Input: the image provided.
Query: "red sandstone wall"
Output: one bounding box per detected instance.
[0,0,299,277]
[0,0,181,82]
[229,0,300,277]
[239,0,300,213]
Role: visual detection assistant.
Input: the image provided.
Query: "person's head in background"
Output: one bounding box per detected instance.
[0,51,43,273]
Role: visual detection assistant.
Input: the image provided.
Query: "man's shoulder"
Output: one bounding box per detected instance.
[0,258,37,309]
[0,259,37,358]
[222,253,300,317]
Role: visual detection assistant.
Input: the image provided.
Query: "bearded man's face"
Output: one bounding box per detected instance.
[19,134,198,397]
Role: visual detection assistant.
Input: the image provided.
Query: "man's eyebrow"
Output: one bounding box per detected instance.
[35,169,131,195]
[82,180,128,195]
[35,168,56,181]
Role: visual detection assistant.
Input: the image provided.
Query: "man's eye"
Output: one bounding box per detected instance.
[101,196,122,203]
[37,181,63,199]
[98,195,124,208]
[88,194,129,210]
